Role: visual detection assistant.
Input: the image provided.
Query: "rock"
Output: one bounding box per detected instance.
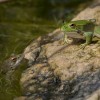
[23,29,63,66]
[86,89,100,100]
[20,63,58,94]
[47,42,100,80]
[20,31,100,100]
[24,37,42,66]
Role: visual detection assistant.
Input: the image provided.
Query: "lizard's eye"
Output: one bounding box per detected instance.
[69,23,76,28]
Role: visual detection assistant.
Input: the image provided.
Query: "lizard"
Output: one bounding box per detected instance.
[60,19,100,47]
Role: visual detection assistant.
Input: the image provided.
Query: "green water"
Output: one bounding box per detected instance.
[0,0,91,100]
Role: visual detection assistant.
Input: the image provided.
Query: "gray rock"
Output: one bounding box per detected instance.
[20,29,100,100]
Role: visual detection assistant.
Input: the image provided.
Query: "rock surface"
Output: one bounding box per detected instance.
[16,0,100,100]
[20,36,100,100]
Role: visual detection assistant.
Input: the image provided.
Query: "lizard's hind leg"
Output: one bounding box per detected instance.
[80,32,93,49]
[84,32,93,45]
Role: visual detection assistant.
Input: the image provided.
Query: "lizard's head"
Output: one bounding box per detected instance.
[61,19,96,33]
[61,22,77,32]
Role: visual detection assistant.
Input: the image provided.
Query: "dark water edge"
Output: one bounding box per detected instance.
[0,0,92,100]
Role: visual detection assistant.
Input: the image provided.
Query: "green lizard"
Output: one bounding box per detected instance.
[60,19,100,46]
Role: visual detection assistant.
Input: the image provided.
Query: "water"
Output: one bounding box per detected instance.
[0,0,90,100]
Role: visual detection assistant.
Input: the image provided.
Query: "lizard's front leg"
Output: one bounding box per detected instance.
[63,32,71,44]
[85,32,93,44]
